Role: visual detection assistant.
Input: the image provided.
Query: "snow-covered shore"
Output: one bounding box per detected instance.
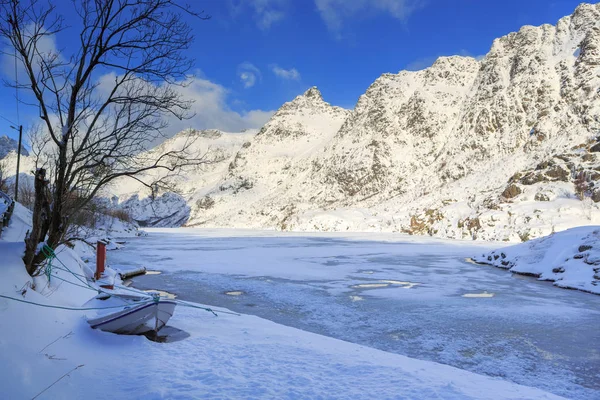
[473,226,600,295]
[0,205,569,399]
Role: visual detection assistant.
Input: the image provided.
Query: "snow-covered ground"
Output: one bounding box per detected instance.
[109,228,600,399]
[0,209,576,399]
[474,226,600,294]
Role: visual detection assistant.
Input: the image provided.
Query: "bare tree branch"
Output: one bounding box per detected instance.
[0,0,211,274]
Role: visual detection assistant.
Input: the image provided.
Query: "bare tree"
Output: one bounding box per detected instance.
[0,0,210,275]
[0,159,8,192]
[18,175,35,209]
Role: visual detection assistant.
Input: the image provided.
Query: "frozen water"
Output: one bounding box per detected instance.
[109,229,600,399]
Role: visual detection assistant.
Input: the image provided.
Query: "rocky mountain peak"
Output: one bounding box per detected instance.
[572,2,600,24]
[253,85,349,143]
[280,86,327,112]
[303,86,323,100]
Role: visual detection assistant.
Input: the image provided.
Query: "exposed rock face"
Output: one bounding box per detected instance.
[502,184,522,199]
[121,193,190,227]
[314,56,481,201]
[108,3,600,241]
[499,142,600,204]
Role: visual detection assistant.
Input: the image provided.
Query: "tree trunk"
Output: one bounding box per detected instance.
[46,146,67,250]
[23,169,51,276]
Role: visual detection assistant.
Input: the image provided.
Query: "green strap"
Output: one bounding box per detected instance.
[41,244,56,283]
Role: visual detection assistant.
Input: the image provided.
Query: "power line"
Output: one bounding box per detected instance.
[0,113,17,126]
[14,46,19,124]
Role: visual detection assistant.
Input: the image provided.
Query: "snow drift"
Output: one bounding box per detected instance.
[473,225,600,294]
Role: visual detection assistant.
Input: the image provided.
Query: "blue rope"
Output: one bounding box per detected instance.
[47,274,100,292]
[40,245,150,299]
[51,265,87,278]
[175,300,241,317]
[36,245,239,318]
[0,294,153,311]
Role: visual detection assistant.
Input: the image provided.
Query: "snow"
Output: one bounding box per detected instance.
[2,201,32,242]
[1,4,600,395]
[0,207,574,399]
[110,228,600,399]
[473,226,600,294]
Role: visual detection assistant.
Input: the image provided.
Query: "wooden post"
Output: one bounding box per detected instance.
[14,125,22,202]
[95,241,106,280]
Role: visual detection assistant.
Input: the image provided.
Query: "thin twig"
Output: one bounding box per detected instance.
[38,331,73,353]
[44,354,67,361]
[31,364,84,400]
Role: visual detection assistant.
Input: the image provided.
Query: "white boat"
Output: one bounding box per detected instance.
[87,297,177,335]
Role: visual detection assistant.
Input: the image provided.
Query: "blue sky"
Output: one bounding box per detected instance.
[0,0,591,143]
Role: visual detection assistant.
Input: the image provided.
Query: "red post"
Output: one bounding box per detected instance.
[96,241,106,280]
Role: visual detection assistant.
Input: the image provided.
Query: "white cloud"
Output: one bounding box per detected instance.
[271,65,301,80]
[66,71,275,140]
[167,75,274,135]
[237,62,261,88]
[229,0,288,30]
[256,9,285,30]
[314,0,422,37]
[458,49,486,61]
[2,23,63,78]
[405,56,437,71]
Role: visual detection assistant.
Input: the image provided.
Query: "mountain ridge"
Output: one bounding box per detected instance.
[5,3,600,240]
[113,2,600,239]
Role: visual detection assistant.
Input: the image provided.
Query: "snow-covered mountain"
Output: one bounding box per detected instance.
[10,3,600,241]
[112,3,600,240]
[105,128,256,226]
[0,135,28,159]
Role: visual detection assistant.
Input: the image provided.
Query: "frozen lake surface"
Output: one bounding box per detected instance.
[109,229,600,399]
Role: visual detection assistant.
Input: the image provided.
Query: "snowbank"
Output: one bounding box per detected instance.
[473,226,600,294]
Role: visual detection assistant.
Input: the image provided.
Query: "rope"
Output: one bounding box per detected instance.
[36,246,241,318]
[51,264,87,279]
[41,245,55,283]
[175,300,240,317]
[40,246,158,301]
[0,294,153,311]
[47,274,100,292]
[41,245,143,296]
[42,245,91,289]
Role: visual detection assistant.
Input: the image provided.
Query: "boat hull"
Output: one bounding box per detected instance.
[88,300,177,334]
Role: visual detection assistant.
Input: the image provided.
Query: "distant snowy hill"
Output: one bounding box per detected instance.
[0,135,28,159]
[11,3,600,240]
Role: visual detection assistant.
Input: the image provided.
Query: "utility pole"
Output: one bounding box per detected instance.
[10,125,22,202]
